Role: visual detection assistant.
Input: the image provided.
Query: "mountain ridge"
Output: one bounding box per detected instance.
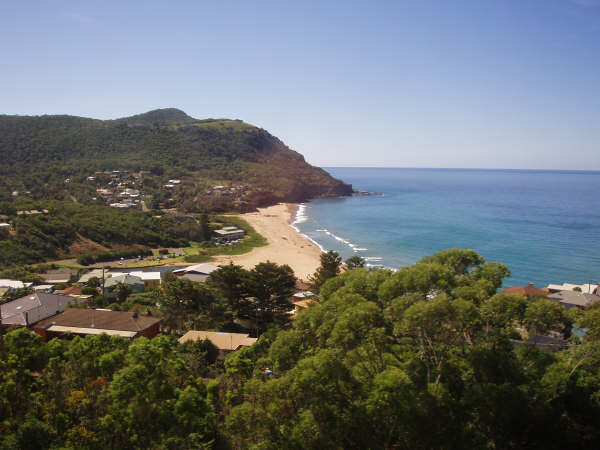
[0,109,352,212]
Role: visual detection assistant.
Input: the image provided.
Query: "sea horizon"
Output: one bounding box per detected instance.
[322,166,600,174]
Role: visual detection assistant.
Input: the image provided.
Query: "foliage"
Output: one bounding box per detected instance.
[345,255,365,270]
[77,248,153,266]
[0,201,204,268]
[0,331,217,448]
[309,250,342,292]
[1,286,34,303]
[0,110,352,214]
[159,279,229,333]
[2,249,600,448]
[207,261,296,333]
[220,249,597,448]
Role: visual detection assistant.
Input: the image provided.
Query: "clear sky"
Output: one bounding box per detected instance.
[1,0,599,169]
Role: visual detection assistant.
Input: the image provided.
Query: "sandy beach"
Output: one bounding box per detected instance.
[211,203,322,281]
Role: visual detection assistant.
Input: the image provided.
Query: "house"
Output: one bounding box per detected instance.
[33,308,161,340]
[547,291,600,310]
[173,264,219,283]
[54,285,93,302]
[32,285,55,293]
[291,291,315,302]
[546,283,599,295]
[0,279,32,289]
[1,293,72,327]
[78,269,106,284]
[292,298,319,316]
[179,330,257,352]
[212,226,246,242]
[290,291,318,317]
[56,285,83,296]
[109,271,161,288]
[104,274,144,298]
[502,283,549,299]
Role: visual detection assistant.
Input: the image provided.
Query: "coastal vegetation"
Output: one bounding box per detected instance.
[1,249,599,448]
[0,202,269,270]
[0,201,204,267]
[0,108,351,214]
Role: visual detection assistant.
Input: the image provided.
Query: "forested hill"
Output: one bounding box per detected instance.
[0,108,351,210]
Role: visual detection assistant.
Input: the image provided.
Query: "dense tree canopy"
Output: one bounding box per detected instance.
[0,110,352,213]
[0,201,203,267]
[2,249,600,449]
[220,249,600,449]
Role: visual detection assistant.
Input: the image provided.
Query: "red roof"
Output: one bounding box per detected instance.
[503,283,549,299]
[61,286,83,295]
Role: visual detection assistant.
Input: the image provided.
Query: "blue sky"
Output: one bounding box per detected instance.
[1,0,599,169]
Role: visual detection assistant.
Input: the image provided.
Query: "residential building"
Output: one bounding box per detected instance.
[213,226,246,242]
[173,264,219,283]
[109,271,162,288]
[547,291,600,310]
[78,269,106,284]
[179,330,257,352]
[34,308,161,340]
[502,283,549,299]
[546,283,600,295]
[1,293,71,327]
[104,274,144,298]
[0,279,32,289]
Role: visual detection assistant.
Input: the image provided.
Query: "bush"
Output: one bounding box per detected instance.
[184,254,212,263]
[77,248,153,266]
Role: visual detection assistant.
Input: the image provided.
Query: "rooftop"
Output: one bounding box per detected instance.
[179,330,257,351]
[548,291,600,308]
[35,308,160,333]
[173,263,219,275]
[110,271,161,281]
[104,274,144,288]
[503,283,549,298]
[0,279,31,289]
[1,293,72,326]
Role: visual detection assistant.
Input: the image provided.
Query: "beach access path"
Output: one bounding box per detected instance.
[211,203,322,281]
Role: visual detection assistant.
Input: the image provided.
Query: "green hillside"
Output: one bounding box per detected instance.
[0,109,351,211]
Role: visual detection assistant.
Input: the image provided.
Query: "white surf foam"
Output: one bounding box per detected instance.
[292,203,308,224]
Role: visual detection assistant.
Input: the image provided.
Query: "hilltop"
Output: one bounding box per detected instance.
[0,109,352,212]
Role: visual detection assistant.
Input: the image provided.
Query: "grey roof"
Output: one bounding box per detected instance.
[1,293,72,326]
[104,274,144,288]
[78,269,105,283]
[181,273,210,283]
[548,291,600,308]
[173,263,219,275]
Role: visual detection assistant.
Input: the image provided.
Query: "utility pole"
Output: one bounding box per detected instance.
[102,266,111,302]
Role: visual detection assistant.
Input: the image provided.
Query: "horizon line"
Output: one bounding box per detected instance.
[318,166,600,173]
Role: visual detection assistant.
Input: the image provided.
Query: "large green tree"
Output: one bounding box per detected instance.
[309,250,342,292]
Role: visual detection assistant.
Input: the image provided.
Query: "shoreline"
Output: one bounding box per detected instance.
[210,203,322,281]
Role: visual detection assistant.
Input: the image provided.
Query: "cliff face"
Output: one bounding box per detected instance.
[0,109,351,209]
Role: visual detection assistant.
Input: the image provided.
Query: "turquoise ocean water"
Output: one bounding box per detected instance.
[293,168,600,288]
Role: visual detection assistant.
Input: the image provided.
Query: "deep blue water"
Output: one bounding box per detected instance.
[294,168,600,288]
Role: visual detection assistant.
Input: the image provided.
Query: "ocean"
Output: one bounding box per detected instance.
[293,168,600,288]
